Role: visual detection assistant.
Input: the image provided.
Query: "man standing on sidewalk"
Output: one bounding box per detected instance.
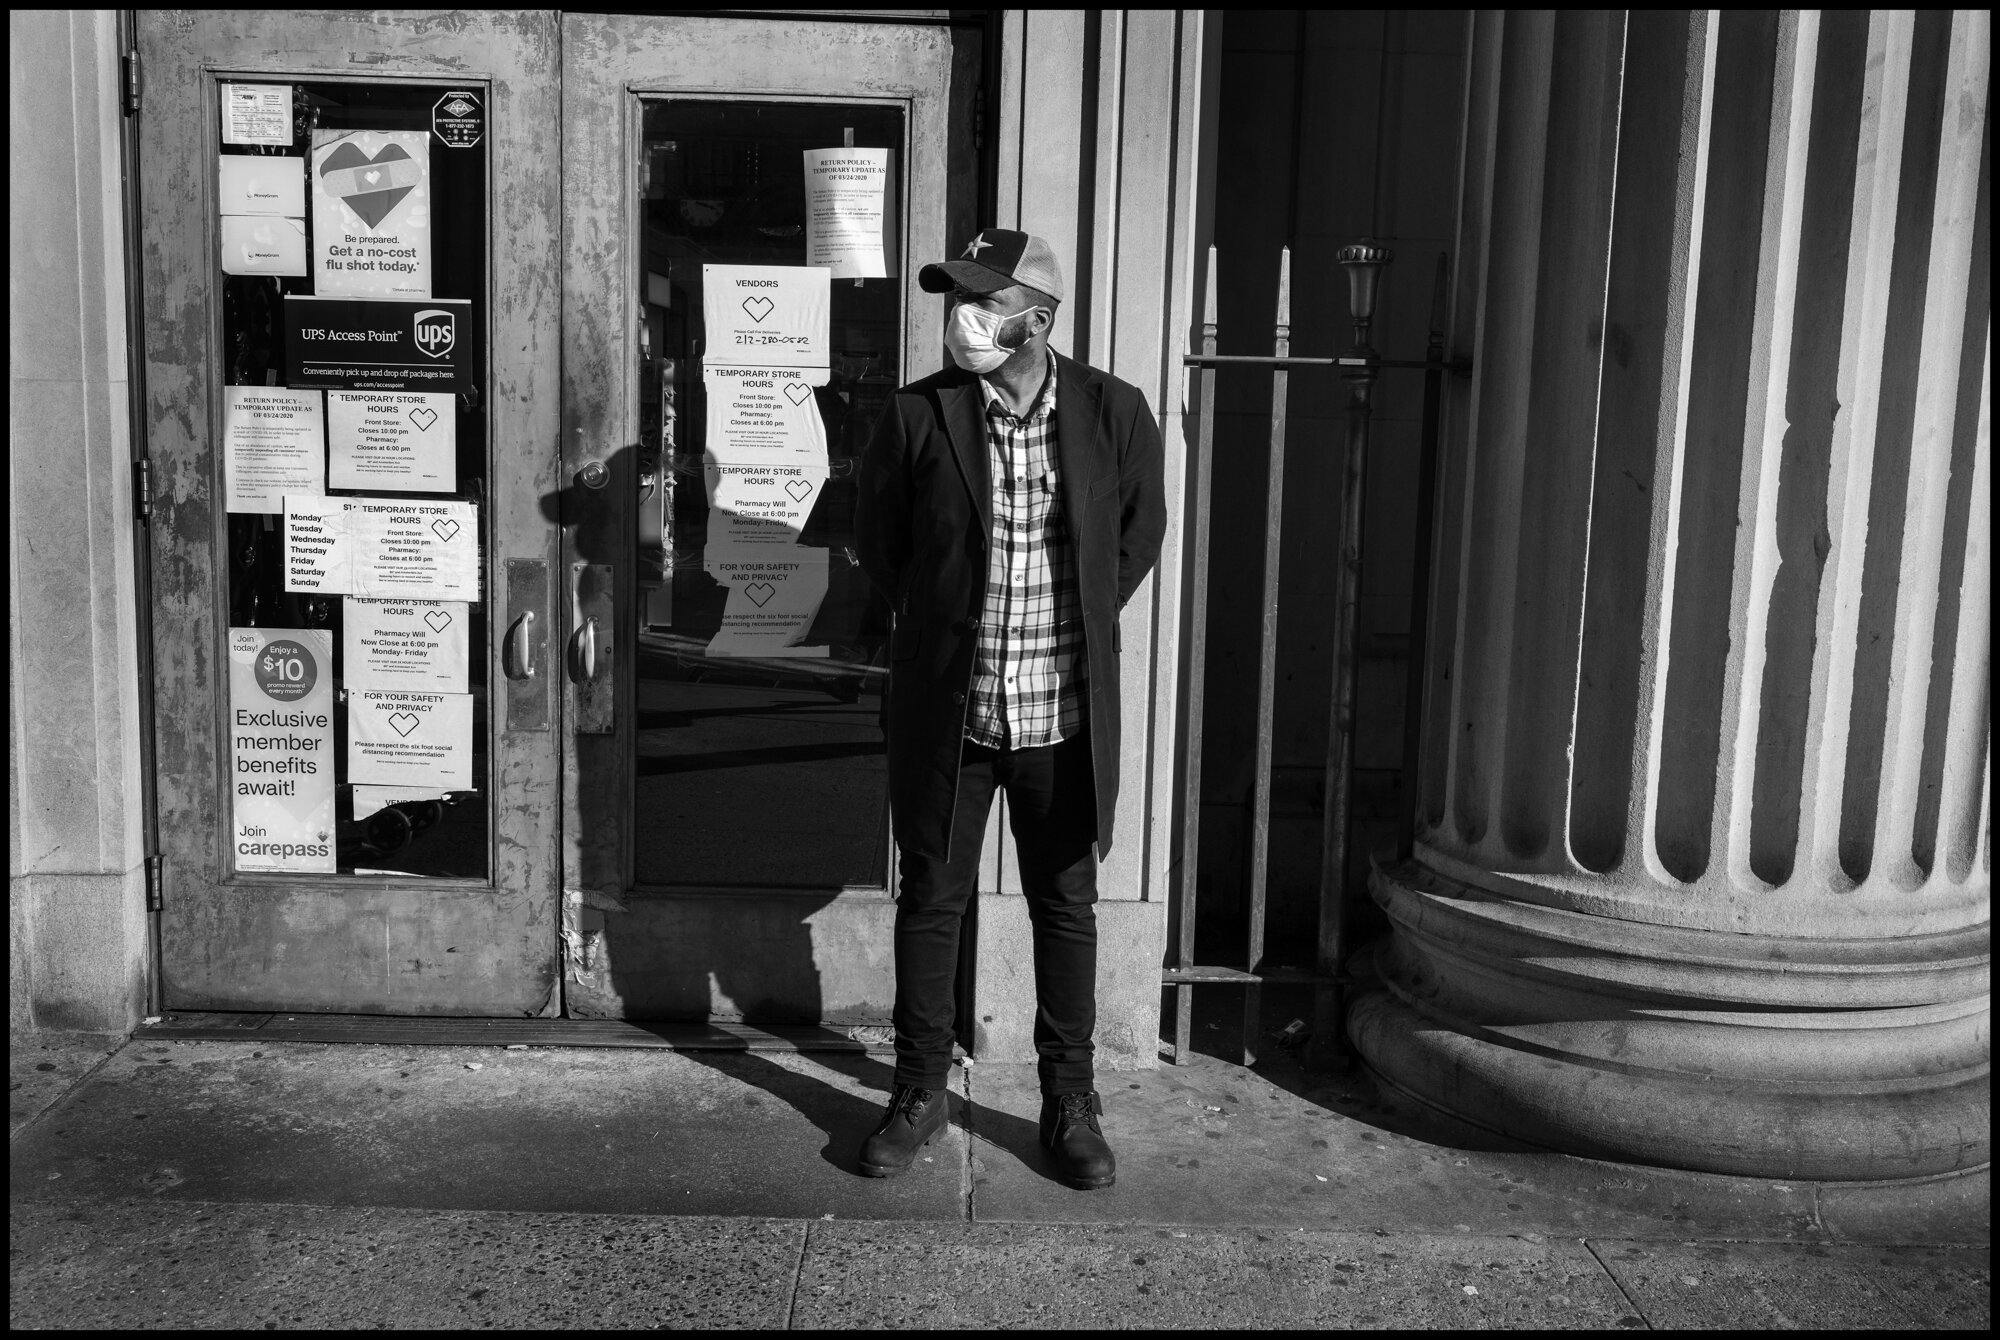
[854,228,1166,1190]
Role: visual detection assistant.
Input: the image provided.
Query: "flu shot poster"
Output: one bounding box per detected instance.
[228,627,336,873]
[311,129,432,299]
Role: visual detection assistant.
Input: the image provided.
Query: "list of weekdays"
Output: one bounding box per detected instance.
[343,598,468,693]
[224,387,324,513]
[284,496,479,602]
[348,689,473,789]
[328,391,455,491]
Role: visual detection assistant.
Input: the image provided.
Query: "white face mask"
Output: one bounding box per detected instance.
[945,301,1047,374]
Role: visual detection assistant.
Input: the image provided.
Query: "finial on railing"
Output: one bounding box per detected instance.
[1336,238,1394,353]
[1274,245,1292,353]
[1201,244,1218,350]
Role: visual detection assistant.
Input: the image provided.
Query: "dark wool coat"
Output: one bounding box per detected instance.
[855,351,1168,861]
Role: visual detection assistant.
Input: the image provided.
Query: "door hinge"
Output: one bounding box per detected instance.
[145,854,164,912]
[974,85,985,153]
[134,459,152,521]
[121,48,141,117]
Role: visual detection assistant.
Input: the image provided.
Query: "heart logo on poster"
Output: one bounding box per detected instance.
[424,609,452,632]
[431,519,460,541]
[785,479,814,501]
[409,407,438,431]
[741,296,775,323]
[783,382,813,406]
[387,711,421,737]
[743,581,778,607]
[319,140,421,231]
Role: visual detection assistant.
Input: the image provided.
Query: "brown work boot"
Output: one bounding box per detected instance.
[1040,1091,1116,1189]
[858,1085,949,1177]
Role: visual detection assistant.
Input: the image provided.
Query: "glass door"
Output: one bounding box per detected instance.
[559,14,968,1020]
[139,14,563,1014]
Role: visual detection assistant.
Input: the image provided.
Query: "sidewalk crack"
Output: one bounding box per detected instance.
[784,1219,812,1330]
[1583,1238,1656,1330]
[960,1064,976,1222]
[9,1035,130,1148]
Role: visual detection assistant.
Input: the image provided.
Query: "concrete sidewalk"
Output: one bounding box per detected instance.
[9,1028,1989,1329]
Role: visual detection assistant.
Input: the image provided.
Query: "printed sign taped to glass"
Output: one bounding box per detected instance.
[283,296,474,394]
[229,627,336,873]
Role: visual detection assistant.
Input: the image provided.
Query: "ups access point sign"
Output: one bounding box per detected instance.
[283,296,475,394]
[433,91,483,149]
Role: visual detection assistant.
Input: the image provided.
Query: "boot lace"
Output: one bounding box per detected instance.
[893,1086,935,1121]
[1057,1092,1100,1131]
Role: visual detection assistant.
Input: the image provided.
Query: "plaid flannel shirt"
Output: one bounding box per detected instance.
[964,351,1088,749]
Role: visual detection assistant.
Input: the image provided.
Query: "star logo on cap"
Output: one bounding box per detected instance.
[963,235,992,258]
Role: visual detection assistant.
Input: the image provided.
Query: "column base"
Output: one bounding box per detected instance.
[1346,861,1990,1182]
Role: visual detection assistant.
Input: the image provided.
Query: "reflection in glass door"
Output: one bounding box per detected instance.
[633,101,903,890]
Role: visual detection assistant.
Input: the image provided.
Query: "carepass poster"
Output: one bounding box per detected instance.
[228,627,336,873]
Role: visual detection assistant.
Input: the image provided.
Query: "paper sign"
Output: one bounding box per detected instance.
[347,500,479,600]
[328,391,456,491]
[284,497,480,602]
[703,364,831,458]
[348,690,473,789]
[225,387,324,513]
[804,148,895,278]
[704,546,829,658]
[351,784,451,821]
[282,497,357,594]
[220,216,308,277]
[701,364,829,540]
[343,598,468,693]
[228,627,335,872]
[705,462,828,537]
[222,84,294,147]
[311,129,432,299]
[283,296,472,395]
[219,156,306,216]
[701,265,829,369]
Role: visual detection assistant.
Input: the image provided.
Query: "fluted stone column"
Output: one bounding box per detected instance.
[1350,10,1989,1181]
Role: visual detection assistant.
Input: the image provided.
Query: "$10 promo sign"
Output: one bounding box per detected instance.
[229,627,336,873]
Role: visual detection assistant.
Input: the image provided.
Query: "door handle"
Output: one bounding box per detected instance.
[502,558,549,731]
[503,610,537,679]
[569,561,613,734]
[567,617,599,683]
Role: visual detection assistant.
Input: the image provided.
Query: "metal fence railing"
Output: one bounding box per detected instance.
[1165,241,1462,1069]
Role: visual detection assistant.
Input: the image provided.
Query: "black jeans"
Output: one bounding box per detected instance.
[892,733,1098,1097]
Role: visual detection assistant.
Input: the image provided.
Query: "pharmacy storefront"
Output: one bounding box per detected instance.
[112,11,1202,1045]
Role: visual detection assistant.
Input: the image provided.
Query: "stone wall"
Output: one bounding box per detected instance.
[9,9,150,1034]
[973,10,1211,1065]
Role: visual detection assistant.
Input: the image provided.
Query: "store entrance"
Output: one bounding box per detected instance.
[136,12,973,1021]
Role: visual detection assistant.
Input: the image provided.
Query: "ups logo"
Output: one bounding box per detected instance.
[414,309,456,359]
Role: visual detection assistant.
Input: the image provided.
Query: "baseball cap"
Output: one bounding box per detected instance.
[918,228,1066,303]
